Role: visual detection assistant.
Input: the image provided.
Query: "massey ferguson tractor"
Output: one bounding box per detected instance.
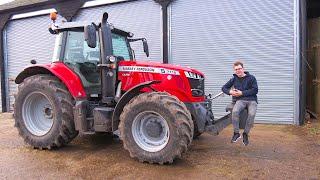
[13,12,236,164]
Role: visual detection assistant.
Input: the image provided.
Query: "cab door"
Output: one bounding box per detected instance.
[63,31,101,95]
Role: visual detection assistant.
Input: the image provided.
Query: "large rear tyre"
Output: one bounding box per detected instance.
[14,75,78,149]
[119,92,194,164]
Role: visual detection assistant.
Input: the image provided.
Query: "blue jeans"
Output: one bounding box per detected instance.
[232,100,257,134]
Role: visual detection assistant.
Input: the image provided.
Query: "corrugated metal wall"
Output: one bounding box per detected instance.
[169,0,297,124]
[3,0,300,124]
[74,0,161,61]
[5,15,58,111]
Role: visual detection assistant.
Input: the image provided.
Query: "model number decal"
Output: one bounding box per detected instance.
[119,66,180,75]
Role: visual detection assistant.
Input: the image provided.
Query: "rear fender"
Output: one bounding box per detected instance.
[112,80,160,131]
[15,63,87,99]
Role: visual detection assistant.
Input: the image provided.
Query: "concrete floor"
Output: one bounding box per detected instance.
[0,113,319,179]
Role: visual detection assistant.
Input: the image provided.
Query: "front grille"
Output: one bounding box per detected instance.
[188,78,205,97]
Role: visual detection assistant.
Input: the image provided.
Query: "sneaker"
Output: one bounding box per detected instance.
[242,133,249,146]
[231,132,241,143]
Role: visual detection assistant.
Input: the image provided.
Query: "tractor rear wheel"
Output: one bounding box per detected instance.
[14,75,78,149]
[119,92,194,164]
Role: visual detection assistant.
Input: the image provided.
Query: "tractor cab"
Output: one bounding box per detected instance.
[49,12,149,97]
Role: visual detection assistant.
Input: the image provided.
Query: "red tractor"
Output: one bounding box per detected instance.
[14,12,232,164]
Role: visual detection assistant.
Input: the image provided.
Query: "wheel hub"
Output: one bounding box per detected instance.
[22,91,54,136]
[132,111,170,152]
[145,120,163,138]
[43,105,53,119]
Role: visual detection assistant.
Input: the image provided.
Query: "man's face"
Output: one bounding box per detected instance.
[233,64,245,77]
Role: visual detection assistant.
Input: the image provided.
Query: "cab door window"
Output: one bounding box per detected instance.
[63,31,101,95]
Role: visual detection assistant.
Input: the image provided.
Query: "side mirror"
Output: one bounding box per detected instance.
[142,39,149,57]
[84,24,96,48]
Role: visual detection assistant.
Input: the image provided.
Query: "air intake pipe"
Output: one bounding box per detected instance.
[99,12,116,105]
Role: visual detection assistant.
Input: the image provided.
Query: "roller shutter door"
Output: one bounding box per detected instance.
[75,0,162,61]
[6,15,61,110]
[169,0,296,124]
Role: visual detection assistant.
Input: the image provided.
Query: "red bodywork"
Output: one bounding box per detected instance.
[16,62,87,99]
[18,61,205,103]
[118,61,205,103]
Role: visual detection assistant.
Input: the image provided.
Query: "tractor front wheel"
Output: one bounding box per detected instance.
[119,92,194,164]
[14,75,78,149]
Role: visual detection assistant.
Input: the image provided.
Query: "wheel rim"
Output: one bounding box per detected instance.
[132,111,170,152]
[22,91,54,136]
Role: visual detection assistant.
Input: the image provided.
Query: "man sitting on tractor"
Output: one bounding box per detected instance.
[222,61,258,146]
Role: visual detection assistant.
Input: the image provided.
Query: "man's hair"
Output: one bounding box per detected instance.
[233,61,244,68]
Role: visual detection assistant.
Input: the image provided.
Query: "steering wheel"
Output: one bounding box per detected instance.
[82,61,99,71]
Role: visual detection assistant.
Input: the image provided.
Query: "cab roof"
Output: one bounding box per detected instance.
[51,21,133,37]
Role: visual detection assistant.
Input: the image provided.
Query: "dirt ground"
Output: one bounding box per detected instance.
[0,113,319,179]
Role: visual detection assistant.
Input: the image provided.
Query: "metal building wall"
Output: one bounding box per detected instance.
[169,0,297,124]
[5,15,59,110]
[74,0,162,61]
[3,0,300,124]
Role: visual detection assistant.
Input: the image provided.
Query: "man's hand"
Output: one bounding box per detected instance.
[233,89,243,97]
[230,89,242,97]
[229,89,236,96]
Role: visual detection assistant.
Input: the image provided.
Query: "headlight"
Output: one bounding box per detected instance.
[184,71,204,80]
[184,71,205,97]
[108,56,116,63]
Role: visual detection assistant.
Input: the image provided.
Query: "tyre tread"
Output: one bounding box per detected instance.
[119,91,193,164]
[14,74,78,149]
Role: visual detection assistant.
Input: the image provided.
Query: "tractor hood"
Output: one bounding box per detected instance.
[118,60,205,78]
[118,60,206,102]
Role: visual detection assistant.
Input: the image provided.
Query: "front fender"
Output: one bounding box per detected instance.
[112,80,160,131]
[15,62,87,99]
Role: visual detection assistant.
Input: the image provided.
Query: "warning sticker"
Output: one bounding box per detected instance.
[119,66,180,75]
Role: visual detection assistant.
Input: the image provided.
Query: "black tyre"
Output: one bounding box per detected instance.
[193,122,203,139]
[14,75,78,149]
[119,92,194,164]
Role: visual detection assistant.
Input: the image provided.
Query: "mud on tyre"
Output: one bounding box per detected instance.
[119,92,194,164]
[14,75,78,149]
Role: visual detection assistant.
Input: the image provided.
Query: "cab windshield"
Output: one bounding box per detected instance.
[59,31,132,95]
[63,31,131,63]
